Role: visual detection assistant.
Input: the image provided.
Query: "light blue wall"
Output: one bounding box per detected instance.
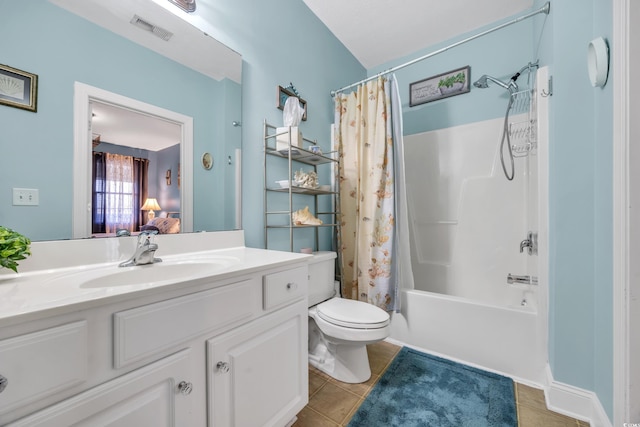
[370,0,614,419]
[591,0,613,414]
[536,0,613,418]
[191,0,365,249]
[0,0,238,240]
[369,18,535,136]
[534,0,614,416]
[548,0,597,393]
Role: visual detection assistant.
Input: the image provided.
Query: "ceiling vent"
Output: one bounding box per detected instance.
[129,15,173,41]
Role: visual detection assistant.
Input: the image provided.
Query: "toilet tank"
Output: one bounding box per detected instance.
[307,251,337,307]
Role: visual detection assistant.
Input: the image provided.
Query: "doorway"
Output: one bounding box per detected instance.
[72,82,194,238]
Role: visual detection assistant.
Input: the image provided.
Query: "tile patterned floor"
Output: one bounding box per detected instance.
[293,341,589,427]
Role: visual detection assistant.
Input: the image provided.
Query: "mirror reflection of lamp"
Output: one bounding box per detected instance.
[141,198,161,221]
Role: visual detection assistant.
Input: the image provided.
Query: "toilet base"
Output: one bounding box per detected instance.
[308,320,372,383]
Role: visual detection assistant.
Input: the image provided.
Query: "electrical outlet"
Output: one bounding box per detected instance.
[12,188,39,206]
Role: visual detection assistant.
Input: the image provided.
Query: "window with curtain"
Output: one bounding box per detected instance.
[92,152,148,234]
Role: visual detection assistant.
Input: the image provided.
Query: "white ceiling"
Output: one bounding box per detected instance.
[48,0,241,83]
[91,102,181,151]
[303,0,534,69]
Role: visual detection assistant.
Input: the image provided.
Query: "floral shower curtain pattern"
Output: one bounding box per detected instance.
[334,77,396,311]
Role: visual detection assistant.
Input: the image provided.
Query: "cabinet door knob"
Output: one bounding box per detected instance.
[216,361,230,373]
[177,381,193,395]
[0,375,7,394]
[286,282,297,290]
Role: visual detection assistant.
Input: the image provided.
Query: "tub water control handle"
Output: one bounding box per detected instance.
[216,361,230,373]
[0,375,7,394]
[519,231,538,255]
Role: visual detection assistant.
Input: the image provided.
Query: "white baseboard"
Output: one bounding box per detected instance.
[545,365,612,427]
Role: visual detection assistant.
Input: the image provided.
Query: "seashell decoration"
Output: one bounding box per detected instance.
[0,76,24,99]
[294,169,318,189]
[292,206,322,226]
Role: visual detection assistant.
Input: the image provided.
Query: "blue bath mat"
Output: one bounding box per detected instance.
[348,347,517,427]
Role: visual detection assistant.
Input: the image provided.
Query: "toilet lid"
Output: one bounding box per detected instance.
[317,298,390,329]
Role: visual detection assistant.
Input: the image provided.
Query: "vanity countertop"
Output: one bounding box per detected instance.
[0,231,310,326]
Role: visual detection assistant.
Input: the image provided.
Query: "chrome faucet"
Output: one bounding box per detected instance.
[520,238,532,253]
[119,230,162,267]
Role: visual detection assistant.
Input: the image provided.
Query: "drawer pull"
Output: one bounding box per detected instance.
[0,375,7,394]
[286,282,297,291]
[216,361,230,373]
[177,381,193,395]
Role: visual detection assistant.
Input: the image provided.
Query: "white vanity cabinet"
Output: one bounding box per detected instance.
[208,266,308,427]
[0,257,309,427]
[7,348,198,427]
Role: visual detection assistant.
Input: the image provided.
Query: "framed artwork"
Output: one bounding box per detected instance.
[409,66,470,107]
[0,64,38,112]
[277,85,307,121]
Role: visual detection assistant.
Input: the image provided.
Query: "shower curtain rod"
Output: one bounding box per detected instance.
[330,1,550,97]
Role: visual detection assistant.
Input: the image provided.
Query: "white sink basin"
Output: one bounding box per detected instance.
[79,258,237,289]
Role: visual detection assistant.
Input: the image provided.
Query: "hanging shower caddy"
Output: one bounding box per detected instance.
[508,87,537,157]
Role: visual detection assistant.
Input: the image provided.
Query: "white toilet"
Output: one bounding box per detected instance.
[307,251,390,383]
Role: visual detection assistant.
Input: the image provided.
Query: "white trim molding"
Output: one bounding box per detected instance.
[545,365,612,427]
[613,0,635,425]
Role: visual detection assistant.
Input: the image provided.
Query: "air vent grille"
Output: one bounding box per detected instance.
[129,15,173,41]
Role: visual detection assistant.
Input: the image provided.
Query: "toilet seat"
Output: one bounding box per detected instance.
[317,298,389,329]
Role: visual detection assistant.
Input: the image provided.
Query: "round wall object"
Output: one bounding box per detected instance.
[587,37,609,87]
[201,152,213,170]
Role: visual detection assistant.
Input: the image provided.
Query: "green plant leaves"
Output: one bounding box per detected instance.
[0,226,31,273]
[437,72,466,88]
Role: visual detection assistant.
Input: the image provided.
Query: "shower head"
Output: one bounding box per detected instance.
[473,75,519,93]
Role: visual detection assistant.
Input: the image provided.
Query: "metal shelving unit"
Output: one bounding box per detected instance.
[263,120,340,252]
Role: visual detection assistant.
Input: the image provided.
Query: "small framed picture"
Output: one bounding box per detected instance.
[277,85,307,121]
[409,66,470,107]
[0,64,38,112]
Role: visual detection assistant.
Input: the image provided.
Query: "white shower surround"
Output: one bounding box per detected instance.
[390,68,548,385]
[404,115,534,306]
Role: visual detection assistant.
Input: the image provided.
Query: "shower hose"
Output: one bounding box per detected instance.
[500,94,516,181]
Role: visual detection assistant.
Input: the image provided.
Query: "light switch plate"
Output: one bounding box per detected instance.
[12,188,39,206]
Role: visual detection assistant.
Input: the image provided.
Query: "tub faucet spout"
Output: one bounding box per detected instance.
[119,230,162,267]
[507,274,538,285]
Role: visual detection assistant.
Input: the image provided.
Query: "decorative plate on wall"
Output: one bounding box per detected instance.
[201,152,213,170]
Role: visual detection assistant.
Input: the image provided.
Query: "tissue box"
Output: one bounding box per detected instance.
[276,126,303,151]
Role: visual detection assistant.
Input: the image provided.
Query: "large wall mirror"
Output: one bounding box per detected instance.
[1,0,242,241]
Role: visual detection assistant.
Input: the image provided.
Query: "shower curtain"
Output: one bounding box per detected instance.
[334,75,414,311]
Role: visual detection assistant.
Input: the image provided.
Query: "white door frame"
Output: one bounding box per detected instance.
[72,82,194,238]
[613,0,638,424]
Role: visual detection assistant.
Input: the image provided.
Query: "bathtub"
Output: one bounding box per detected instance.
[389,288,546,385]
